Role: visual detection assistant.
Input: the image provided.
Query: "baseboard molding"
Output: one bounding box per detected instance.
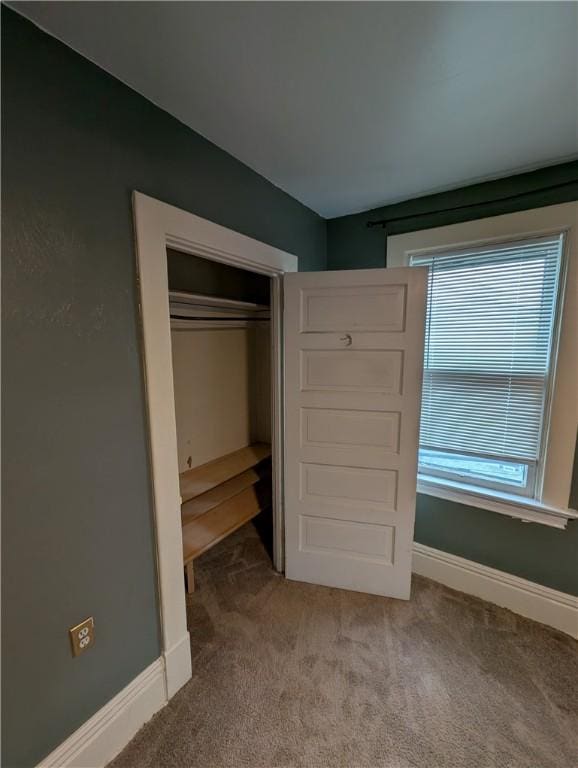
[34,556,575,767]
[37,658,167,768]
[164,631,192,698]
[413,543,578,639]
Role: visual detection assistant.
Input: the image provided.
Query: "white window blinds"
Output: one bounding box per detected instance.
[411,234,564,497]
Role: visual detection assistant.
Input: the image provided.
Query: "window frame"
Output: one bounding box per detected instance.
[387,203,578,530]
[409,232,567,501]
[417,446,538,498]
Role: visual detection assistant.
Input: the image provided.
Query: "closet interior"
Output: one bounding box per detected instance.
[167,248,273,592]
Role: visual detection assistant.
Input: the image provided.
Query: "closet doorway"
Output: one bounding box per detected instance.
[133,192,297,700]
[134,192,427,705]
[167,249,277,593]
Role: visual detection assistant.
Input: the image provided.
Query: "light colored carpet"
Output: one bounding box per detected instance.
[110,523,578,768]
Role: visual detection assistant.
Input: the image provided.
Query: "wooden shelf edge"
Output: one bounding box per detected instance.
[182,482,271,564]
[183,506,259,564]
[179,443,271,505]
[181,466,271,525]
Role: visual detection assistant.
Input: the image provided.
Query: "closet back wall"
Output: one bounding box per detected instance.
[171,330,253,472]
[1,8,326,768]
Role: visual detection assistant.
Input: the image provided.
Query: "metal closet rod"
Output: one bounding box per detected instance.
[170,314,268,322]
[168,290,270,326]
[168,290,269,311]
[366,179,578,230]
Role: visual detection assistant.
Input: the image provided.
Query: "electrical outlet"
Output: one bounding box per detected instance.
[69,617,95,657]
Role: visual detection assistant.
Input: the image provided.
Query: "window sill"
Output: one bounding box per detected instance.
[417,475,578,530]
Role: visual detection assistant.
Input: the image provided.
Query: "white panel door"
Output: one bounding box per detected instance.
[284,267,427,599]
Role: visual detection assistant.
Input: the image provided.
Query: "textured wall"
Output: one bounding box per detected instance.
[1,8,325,767]
[327,164,578,596]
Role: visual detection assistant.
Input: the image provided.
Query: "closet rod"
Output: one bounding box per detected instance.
[169,290,270,329]
[170,320,270,331]
[170,314,269,322]
[169,290,269,313]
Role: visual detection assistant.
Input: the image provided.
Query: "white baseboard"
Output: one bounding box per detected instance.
[413,543,578,639]
[36,630,193,768]
[164,631,192,698]
[37,659,167,768]
[34,556,575,768]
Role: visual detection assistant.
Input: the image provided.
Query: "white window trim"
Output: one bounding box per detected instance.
[388,202,578,529]
[410,233,566,501]
[417,475,578,530]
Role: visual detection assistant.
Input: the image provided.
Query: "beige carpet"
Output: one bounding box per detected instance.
[110,523,578,768]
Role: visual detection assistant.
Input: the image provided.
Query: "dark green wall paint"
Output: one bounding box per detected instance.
[415,494,578,596]
[327,164,578,597]
[327,162,578,270]
[3,6,577,766]
[1,9,325,767]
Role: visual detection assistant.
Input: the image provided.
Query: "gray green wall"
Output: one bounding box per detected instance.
[327,162,578,270]
[327,164,578,597]
[3,7,577,767]
[1,8,325,767]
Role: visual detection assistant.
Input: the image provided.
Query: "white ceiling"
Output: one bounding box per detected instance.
[11,1,578,218]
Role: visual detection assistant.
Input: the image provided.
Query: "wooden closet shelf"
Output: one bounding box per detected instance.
[179,443,271,505]
[181,466,271,525]
[182,481,271,563]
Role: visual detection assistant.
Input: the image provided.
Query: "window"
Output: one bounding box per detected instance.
[411,234,565,500]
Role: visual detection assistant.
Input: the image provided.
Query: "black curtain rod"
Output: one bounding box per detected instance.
[366,179,578,229]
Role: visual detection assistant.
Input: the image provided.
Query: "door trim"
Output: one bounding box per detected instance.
[132,192,298,698]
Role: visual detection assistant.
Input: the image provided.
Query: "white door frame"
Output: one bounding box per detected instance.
[132,192,298,698]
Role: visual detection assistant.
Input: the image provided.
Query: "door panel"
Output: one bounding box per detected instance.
[300,284,407,332]
[302,408,399,449]
[302,349,404,392]
[301,463,397,506]
[284,267,427,599]
[300,516,395,562]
